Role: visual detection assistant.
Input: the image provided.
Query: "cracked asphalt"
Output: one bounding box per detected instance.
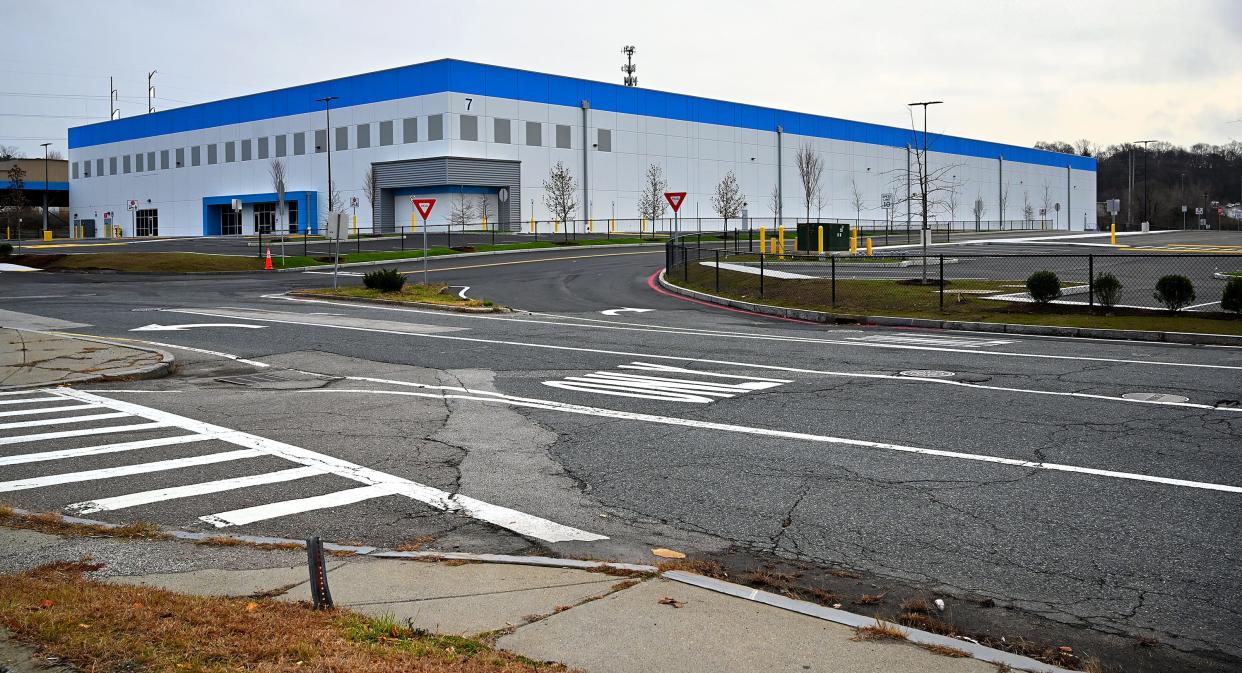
[1,243,1239,672]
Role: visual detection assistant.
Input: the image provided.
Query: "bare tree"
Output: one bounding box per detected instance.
[1022,191,1034,225]
[362,167,376,223]
[4,164,27,234]
[327,180,342,213]
[1040,181,1053,228]
[269,159,287,233]
[542,161,578,238]
[449,191,476,227]
[946,184,960,228]
[710,171,745,229]
[999,182,1010,224]
[1073,139,1097,157]
[885,111,964,280]
[767,185,780,220]
[474,194,493,227]
[637,164,668,222]
[813,191,826,219]
[795,144,824,221]
[0,145,22,161]
[46,150,64,161]
[850,178,865,227]
[972,195,986,230]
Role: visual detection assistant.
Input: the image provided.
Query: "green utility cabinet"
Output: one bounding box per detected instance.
[796,222,850,252]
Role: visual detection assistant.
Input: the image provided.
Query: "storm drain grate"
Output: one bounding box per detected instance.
[216,372,300,386]
[1122,392,1191,403]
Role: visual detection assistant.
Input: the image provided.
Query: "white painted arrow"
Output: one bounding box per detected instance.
[600,307,654,316]
[130,323,266,332]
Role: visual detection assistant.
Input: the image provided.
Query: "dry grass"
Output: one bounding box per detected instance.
[0,561,575,673]
[808,587,839,605]
[195,535,302,551]
[852,618,908,642]
[394,535,438,552]
[919,643,971,658]
[854,592,887,606]
[1,510,170,541]
[828,569,862,579]
[584,564,657,579]
[900,596,934,614]
[897,611,960,637]
[655,558,728,579]
[1134,635,1160,648]
[741,569,796,590]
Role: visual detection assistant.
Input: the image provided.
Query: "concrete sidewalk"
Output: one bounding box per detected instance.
[0,328,171,389]
[0,526,1058,673]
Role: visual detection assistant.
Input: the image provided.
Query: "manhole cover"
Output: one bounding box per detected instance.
[899,370,955,378]
[1122,392,1190,403]
[215,371,334,390]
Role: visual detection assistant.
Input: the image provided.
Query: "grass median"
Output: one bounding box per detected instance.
[677,263,1242,335]
[301,283,497,309]
[0,559,570,673]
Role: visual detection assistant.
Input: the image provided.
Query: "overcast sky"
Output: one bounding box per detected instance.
[5,0,1240,157]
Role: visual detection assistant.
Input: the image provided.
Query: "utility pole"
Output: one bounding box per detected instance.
[1126,147,1134,228]
[776,125,783,228]
[147,70,157,113]
[316,96,339,285]
[40,143,51,235]
[621,46,637,87]
[1134,139,1156,226]
[908,101,942,282]
[109,77,119,120]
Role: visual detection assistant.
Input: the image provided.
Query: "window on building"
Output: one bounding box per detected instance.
[123,155,132,173]
[427,114,444,141]
[160,149,169,169]
[191,146,201,166]
[175,148,185,168]
[207,144,218,165]
[95,158,103,176]
[294,133,306,155]
[556,124,571,149]
[135,209,158,237]
[109,157,117,175]
[526,122,542,146]
[379,120,394,146]
[494,118,511,144]
[83,160,91,178]
[225,141,236,163]
[315,129,327,153]
[147,151,155,170]
[136,153,145,172]
[72,162,79,179]
[241,139,252,161]
[356,124,371,148]
[402,117,418,143]
[460,115,478,141]
[257,137,269,159]
[596,129,612,152]
[275,134,287,157]
[253,202,276,234]
[286,199,299,233]
[335,126,348,151]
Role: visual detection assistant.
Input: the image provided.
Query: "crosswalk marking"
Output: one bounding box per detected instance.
[543,361,790,403]
[0,435,214,467]
[0,387,605,543]
[200,484,391,527]
[0,422,171,446]
[0,396,65,406]
[0,403,101,418]
[69,466,326,514]
[0,448,265,493]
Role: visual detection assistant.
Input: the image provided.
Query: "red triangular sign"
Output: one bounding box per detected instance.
[664,192,687,213]
[411,198,436,220]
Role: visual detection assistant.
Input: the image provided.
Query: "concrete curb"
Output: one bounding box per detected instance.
[662,570,1074,673]
[286,290,511,314]
[658,272,1242,347]
[0,330,175,391]
[273,240,667,273]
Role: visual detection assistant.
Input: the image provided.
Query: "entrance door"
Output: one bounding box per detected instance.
[221,209,242,236]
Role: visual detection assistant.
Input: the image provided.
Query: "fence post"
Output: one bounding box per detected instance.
[684,244,690,282]
[938,255,945,311]
[759,252,765,297]
[306,536,333,610]
[1088,254,1095,310]
[831,255,837,307]
[714,249,720,292]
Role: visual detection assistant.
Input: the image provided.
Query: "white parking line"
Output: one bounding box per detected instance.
[69,466,325,514]
[0,449,264,493]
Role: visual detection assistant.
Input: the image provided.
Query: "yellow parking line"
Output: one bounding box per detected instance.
[26,242,129,249]
[396,250,660,275]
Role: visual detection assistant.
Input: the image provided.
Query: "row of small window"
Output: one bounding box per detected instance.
[72,114,613,179]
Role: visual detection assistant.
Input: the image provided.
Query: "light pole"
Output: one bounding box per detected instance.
[40,143,51,237]
[908,100,942,282]
[1134,139,1156,225]
[316,96,339,286]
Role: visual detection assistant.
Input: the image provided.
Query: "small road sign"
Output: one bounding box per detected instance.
[412,198,436,220]
[350,196,359,209]
[127,199,139,211]
[498,187,509,203]
[664,192,687,213]
[881,193,893,209]
[1195,207,1204,215]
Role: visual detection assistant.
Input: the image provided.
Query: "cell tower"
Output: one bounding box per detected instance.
[621,46,637,87]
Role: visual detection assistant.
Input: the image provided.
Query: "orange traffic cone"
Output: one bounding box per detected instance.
[264,247,273,270]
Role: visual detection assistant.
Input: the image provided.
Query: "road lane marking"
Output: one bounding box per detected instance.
[199,485,391,527]
[395,250,660,275]
[69,466,326,514]
[308,385,1242,494]
[44,388,605,543]
[0,435,213,466]
[0,403,100,417]
[543,363,788,403]
[254,297,1242,371]
[0,449,265,493]
[0,411,130,430]
[846,334,1014,348]
[0,422,172,446]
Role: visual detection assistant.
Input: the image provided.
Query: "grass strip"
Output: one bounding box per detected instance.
[302,284,495,308]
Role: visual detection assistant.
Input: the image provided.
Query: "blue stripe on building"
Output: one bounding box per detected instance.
[68,59,1094,171]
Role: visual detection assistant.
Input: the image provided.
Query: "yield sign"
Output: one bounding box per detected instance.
[411,198,437,220]
[664,192,687,213]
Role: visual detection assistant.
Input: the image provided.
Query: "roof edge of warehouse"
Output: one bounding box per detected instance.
[66,57,1095,171]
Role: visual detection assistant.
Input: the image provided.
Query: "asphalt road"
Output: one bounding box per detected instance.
[1,243,1240,672]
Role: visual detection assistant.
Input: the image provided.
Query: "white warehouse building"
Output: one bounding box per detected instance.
[66,58,1097,237]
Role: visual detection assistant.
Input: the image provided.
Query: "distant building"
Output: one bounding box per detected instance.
[67,59,1097,237]
[1,158,70,238]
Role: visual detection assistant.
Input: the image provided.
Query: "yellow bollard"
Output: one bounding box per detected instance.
[610,219,615,233]
[411,212,417,232]
[554,220,559,233]
[641,218,646,233]
[530,214,535,234]
[483,214,488,231]
[588,219,593,233]
[777,226,785,256]
[817,226,824,254]
[758,226,766,253]
[849,227,858,254]
[352,213,357,238]
[866,237,873,256]
[43,230,53,242]
[1110,223,1116,245]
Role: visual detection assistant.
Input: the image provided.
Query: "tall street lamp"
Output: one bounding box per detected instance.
[316,96,339,286]
[908,100,942,283]
[1134,139,1156,225]
[40,142,51,236]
